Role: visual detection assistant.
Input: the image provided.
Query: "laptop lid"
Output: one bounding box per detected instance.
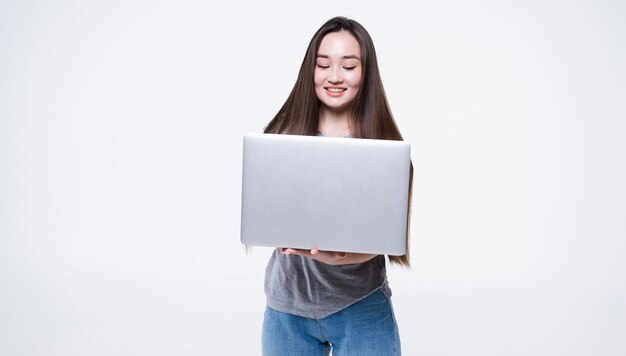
[240,133,411,256]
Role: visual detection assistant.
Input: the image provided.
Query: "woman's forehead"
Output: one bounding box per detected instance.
[317,31,361,59]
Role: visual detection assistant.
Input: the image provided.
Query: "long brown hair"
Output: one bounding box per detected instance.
[265,16,413,267]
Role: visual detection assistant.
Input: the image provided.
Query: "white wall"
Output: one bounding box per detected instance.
[1,0,625,355]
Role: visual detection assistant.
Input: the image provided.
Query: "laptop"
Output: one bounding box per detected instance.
[240,133,411,256]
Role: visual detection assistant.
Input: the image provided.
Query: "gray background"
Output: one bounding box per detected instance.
[1,0,625,355]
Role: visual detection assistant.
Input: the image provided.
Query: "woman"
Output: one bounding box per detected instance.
[262,16,413,356]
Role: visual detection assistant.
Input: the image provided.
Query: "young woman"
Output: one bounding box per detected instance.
[261,16,413,356]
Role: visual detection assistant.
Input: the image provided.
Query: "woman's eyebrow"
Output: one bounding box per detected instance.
[316,54,361,60]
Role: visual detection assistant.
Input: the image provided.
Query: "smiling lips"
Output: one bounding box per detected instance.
[325,87,347,96]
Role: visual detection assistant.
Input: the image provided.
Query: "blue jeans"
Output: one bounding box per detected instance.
[262,289,401,355]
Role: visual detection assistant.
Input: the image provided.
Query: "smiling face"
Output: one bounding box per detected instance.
[314,31,363,113]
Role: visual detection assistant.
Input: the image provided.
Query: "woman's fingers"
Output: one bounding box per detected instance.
[280,248,349,264]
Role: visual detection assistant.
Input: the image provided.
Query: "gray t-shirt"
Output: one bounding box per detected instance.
[264,250,392,319]
[264,131,392,319]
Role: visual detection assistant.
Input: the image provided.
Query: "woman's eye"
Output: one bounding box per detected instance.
[317,64,329,69]
[344,66,356,70]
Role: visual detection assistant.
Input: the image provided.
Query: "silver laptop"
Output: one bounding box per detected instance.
[240,133,411,256]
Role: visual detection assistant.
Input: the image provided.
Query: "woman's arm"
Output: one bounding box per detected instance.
[280,248,377,265]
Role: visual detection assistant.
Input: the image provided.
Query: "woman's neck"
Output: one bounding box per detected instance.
[318,106,353,138]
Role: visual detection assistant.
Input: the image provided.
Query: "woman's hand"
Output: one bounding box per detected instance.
[280,248,377,265]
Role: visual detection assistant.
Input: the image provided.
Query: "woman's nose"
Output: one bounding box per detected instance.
[328,67,343,84]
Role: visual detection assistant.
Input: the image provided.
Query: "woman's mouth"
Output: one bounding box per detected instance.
[325,87,347,96]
